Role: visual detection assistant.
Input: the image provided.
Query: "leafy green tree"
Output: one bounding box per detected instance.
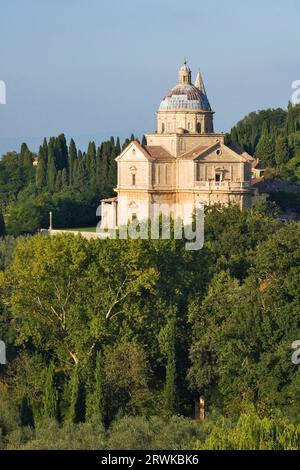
[1,235,158,368]
[197,407,300,450]
[255,132,276,167]
[104,342,152,417]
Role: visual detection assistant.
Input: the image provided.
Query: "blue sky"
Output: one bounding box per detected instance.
[0,0,299,155]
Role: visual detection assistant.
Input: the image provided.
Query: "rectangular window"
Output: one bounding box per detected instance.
[132,174,136,186]
[196,163,201,181]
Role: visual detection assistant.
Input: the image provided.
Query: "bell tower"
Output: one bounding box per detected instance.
[178,60,192,85]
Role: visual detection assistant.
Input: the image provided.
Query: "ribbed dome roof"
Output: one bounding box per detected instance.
[159,83,211,111]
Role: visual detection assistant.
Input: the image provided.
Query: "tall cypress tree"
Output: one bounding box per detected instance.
[19,142,29,166]
[86,352,104,423]
[107,143,118,188]
[54,134,68,171]
[61,168,68,190]
[275,135,290,167]
[36,145,48,190]
[0,211,6,237]
[55,170,62,192]
[47,141,57,192]
[43,362,58,420]
[287,102,295,135]
[20,396,34,427]
[95,146,105,193]
[68,138,77,187]
[255,132,276,168]
[75,152,88,192]
[86,141,97,189]
[67,365,85,423]
[164,318,177,415]
[115,136,121,154]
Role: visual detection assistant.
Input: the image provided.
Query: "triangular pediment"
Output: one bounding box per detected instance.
[115,141,154,163]
[195,143,248,163]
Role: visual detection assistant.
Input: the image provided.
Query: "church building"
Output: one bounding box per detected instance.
[100,63,256,229]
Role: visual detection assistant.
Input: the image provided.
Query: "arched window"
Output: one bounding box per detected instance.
[162,123,165,133]
[196,123,201,133]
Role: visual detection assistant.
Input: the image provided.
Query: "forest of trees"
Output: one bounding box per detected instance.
[0,203,300,449]
[1,105,300,450]
[227,102,300,181]
[0,133,143,236]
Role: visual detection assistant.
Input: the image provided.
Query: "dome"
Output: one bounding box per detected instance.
[159,83,211,111]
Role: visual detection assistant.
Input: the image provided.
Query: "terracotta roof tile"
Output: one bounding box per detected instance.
[178,144,209,160]
[144,146,175,161]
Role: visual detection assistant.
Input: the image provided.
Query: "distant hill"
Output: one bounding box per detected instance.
[226,103,300,181]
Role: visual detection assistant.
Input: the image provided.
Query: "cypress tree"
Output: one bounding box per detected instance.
[75,152,88,192]
[86,141,97,189]
[0,211,6,237]
[43,362,58,420]
[61,168,68,189]
[36,145,48,190]
[141,135,147,147]
[96,146,106,193]
[67,365,85,423]
[68,138,77,186]
[255,132,276,168]
[23,149,33,167]
[115,136,121,154]
[55,170,62,192]
[86,352,104,423]
[19,142,29,166]
[107,144,118,188]
[47,141,57,192]
[20,396,34,427]
[54,134,68,171]
[122,135,135,151]
[287,102,295,135]
[164,318,177,415]
[275,135,290,167]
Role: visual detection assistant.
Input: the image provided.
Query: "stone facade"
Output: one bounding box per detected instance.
[100,63,255,229]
